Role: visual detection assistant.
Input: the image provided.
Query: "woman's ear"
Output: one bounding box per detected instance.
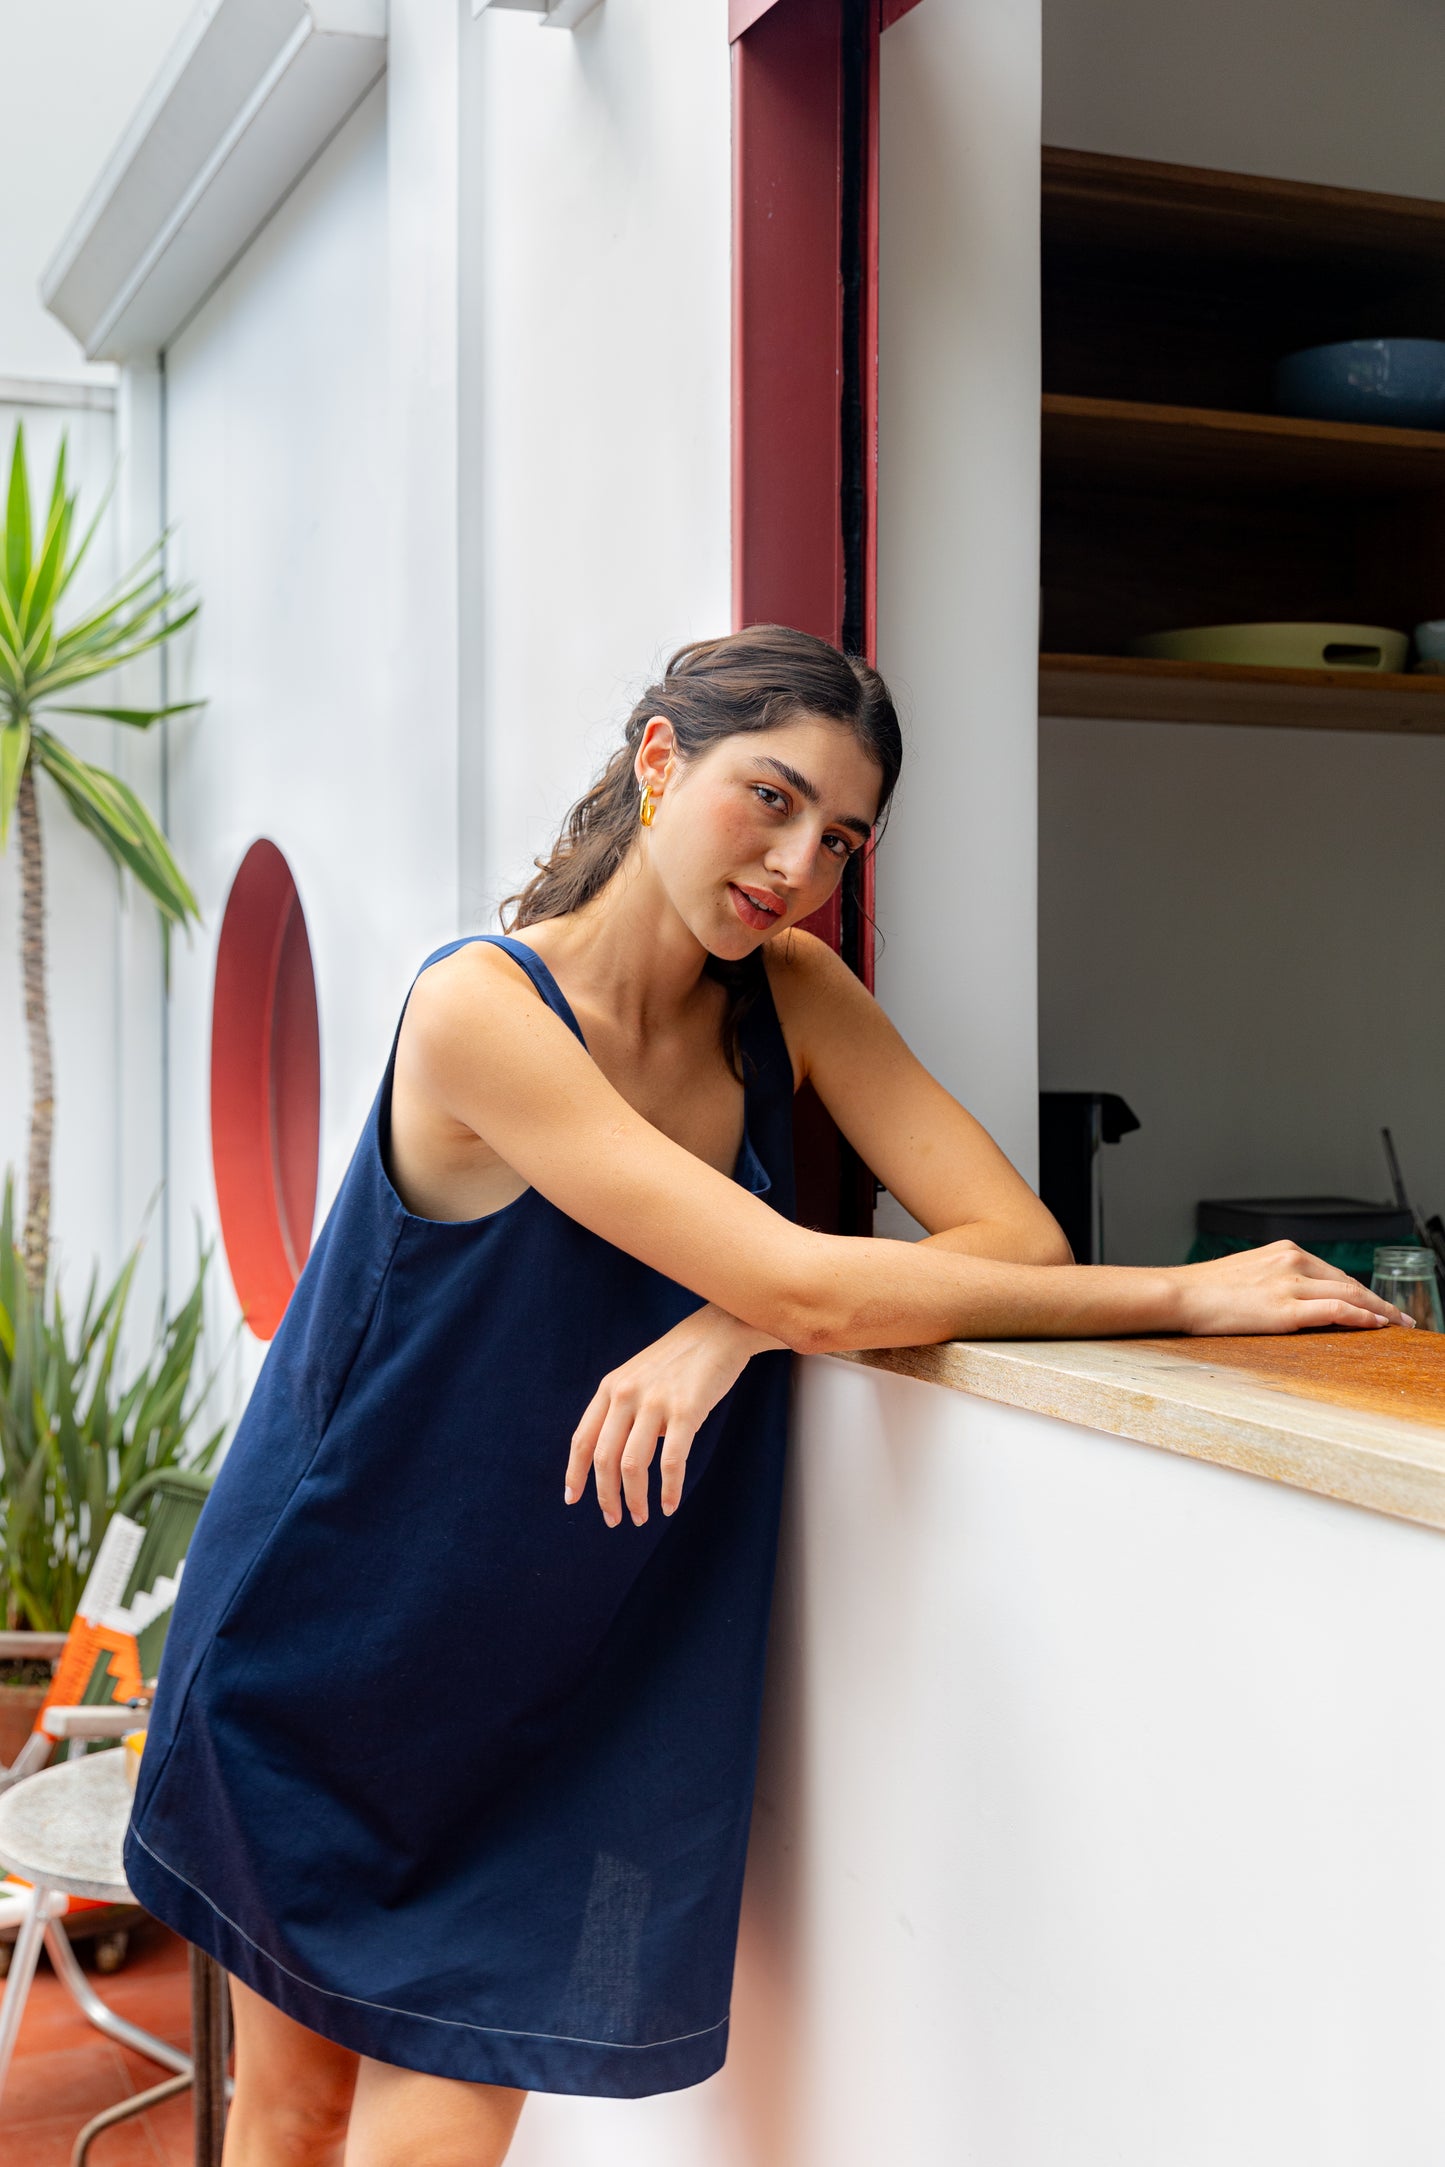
[635,715,677,797]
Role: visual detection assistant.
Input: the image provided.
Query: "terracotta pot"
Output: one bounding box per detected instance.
[0,1681,49,1768]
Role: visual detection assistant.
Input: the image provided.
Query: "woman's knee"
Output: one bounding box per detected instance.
[223,1971,358,2165]
[345,2060,527,2167]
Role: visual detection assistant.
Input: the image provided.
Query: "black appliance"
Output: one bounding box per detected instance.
[1195,1197,1414,1249]
[1038,1091,1140,1264]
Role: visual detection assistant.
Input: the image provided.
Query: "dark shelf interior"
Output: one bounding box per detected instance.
[1043,146,1445,414]
[1040,147,1445,709]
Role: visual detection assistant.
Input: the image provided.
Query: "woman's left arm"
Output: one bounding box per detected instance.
[764,929,1075,1267]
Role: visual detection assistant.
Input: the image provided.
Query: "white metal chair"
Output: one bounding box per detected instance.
[0,1483,225,2156]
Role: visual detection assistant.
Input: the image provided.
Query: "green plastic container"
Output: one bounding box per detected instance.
[1188,1196,1415,1281]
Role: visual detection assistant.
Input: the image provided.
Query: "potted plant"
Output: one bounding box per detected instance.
[0,1168,232,1763]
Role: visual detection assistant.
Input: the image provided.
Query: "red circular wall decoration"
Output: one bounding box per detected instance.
[211,840,321,1340]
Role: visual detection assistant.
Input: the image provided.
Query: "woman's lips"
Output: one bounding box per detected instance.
[728,882,784,931]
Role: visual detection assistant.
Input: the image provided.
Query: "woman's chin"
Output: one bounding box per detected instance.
[701,910,769,963]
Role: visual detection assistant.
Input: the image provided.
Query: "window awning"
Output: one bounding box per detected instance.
[41,0,386,363]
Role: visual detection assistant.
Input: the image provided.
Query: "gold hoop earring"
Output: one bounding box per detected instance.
[639,782,656,828]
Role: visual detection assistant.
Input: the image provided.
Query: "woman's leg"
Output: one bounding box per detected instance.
[222,1972,359,2167]
[344,2061,527,2167]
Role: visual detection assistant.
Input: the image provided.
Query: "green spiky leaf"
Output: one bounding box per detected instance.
[30,729,201,925]
[0,716,29,849]
[3,426,32,608]
[43,700,206,730]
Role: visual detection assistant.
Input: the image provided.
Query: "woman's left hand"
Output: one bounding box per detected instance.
[566,1305,786,1528]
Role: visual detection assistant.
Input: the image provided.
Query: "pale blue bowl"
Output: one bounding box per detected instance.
[1274,339,1445,430]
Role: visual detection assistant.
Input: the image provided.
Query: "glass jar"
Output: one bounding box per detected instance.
[1370,1245,1445,1331]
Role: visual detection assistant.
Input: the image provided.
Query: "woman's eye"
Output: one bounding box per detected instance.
[753,784,787,811]
[824,834,852,860]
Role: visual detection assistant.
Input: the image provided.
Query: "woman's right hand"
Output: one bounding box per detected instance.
[1168,1240,1417,1336]
[565,1304,786,1529]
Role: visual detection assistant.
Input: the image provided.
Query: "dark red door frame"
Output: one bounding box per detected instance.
[731,0,891,1227]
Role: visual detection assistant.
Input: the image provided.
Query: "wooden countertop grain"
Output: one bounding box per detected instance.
[1130,1326,1445,1425]
[843,1327,1445,1534]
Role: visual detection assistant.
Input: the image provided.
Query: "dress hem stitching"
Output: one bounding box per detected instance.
[125,1824,730,2054]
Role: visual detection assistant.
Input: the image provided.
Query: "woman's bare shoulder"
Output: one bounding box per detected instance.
[405,935,547,1030]
[763,926,876,1012]
[762,927,874,1087]
[398,936,579,1105]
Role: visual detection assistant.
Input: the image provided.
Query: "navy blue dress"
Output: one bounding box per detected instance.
[123,933,796,2098]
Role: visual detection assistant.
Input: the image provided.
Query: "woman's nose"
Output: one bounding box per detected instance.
[765,825,825,888]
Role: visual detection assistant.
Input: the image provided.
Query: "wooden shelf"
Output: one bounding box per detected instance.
[1040,150,1445,707]
[1043,146,1445,415]
[1043,393,1445,497]
[1043,145,1445,276]
[1040,652,1445,733]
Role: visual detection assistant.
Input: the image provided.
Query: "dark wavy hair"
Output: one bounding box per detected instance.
[500,624,903,1076]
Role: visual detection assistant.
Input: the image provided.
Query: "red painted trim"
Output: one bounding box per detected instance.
[859,0,881,990]
[881,0,925,26]
[210,839,320,1340]
[734,0,881,1228]
[731,0,845,646]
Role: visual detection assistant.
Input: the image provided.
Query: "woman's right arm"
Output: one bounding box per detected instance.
[405,947,1411,1346]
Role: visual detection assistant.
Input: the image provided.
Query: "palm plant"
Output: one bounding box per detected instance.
[0,1169,229,1632]
[0,422,205,1292]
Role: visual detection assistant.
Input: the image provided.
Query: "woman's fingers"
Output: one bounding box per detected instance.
[1287,1270,1410,1326]
[1258,1243,1413,1327]
[566,1307,762,1524]
[588,1390,641,1527]
[564,1380,611,1505]
[658,1417,698,1518]
[1178,1241,1418,1333]
[1290,1295,1400,1332]
[1287,1252,1401,1315]
[571,1383,698,1528]
[619,1406,663,1526]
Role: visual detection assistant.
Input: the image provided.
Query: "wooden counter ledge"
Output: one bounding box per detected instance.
[845,1326,1445,1534]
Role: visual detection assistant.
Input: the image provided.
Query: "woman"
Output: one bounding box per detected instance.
[123,626,1410,2167]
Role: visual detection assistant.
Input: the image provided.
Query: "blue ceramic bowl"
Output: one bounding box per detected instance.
[1274,339,1445,430]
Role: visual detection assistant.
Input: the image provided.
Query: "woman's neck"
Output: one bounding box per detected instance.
[516,853,713,1048]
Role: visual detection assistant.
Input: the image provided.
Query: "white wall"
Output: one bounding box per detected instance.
[0,0,195,388]
[1040,720,1445,1266]
[0,0,193,1316]
[874,0,1043,1226]
[1039,0,1445,1261]
[459,0,734,933]
[740,1355,1445,2167]
[160,78,432,1413]
[1042,0,1445,199]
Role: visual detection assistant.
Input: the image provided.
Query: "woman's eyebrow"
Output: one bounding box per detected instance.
[755,756,873,838]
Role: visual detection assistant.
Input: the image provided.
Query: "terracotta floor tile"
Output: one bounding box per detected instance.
[94,1992,191,2043]
[0,1918,200,2162]
[0,2042,135,2130]
[130,2083,201,2164]
[0,2108,162,2164]
[115,2049,199,2099]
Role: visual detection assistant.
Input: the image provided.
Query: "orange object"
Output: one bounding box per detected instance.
[12,1624,147,1917]
[37,1621,144,1734]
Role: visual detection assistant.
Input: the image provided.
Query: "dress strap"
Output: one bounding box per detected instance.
[396,933,588,1063]
[472,934,588,1050]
